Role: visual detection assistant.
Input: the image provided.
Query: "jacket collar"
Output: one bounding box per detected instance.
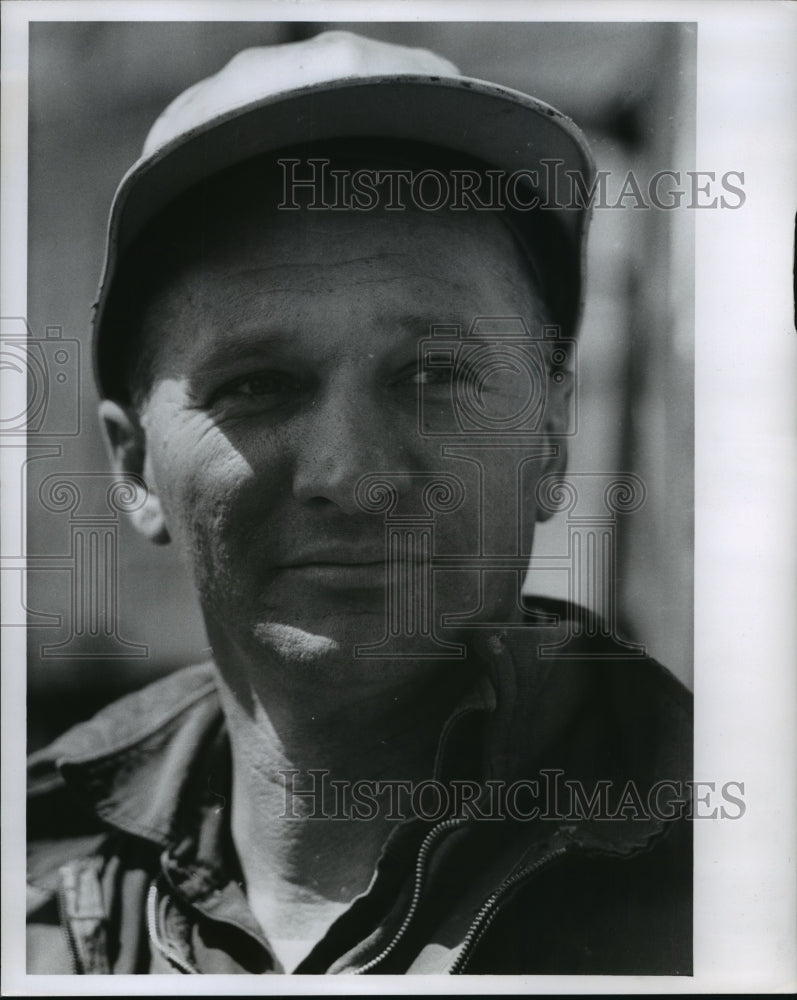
[31,600,692,860]
[477,605,693,856]
[31,661,223,848]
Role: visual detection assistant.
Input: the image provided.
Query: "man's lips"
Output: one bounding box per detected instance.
[276,547,389,568]
[275,561,388,590]
[274,547,429,588]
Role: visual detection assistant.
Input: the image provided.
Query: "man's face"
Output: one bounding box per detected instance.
[129,196,565,668]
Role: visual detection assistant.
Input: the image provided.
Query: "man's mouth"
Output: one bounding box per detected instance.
[275,546,430,589]
[278,544,388,567]
[277,562,388,588]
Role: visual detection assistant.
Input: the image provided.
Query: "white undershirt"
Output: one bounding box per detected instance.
[269,937,318,974]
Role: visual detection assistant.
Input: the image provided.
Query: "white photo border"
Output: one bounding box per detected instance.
[2,0,795,994]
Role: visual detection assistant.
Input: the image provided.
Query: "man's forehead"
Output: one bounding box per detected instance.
[142,203,546,367]
[177,189,528,270]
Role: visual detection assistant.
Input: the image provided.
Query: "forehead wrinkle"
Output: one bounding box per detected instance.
[206,252,460,287]
[198,243,532,299]
[199,274,472,296]
[196,203,537,291]
[211,251,416,275]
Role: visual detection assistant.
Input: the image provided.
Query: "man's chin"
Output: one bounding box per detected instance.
[248,616,463,673]
[250,613,394,665]
[252,621,342,663]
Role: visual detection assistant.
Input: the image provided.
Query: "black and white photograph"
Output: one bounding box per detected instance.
[1,0,794,992]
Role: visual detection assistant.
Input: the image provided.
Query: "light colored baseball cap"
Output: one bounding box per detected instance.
[92,30,596,399]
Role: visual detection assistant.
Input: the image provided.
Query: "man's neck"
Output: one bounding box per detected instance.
[209,630,475,970]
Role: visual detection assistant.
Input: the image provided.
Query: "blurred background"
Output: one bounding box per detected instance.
[25,20,695,748]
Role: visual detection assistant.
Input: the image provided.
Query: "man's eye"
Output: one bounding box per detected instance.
[417,369,450,386]
[235,374,285,396]
[214,371,302,404]
[401,366,451,387]
[410,364,478,388]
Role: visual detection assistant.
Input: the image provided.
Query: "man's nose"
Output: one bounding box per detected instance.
[291,389,414,515]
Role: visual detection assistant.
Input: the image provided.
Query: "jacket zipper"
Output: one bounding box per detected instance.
[146,878,198,974]
[147,832,564,975]
[448,845,568,974]
[352,817,467,974]
[55,880,79,974]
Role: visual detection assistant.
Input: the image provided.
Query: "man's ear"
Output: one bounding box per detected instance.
[534,370,573,524]
[98,399,171,545]
[534,442,569,524]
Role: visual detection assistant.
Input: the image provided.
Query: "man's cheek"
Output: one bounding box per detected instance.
[188,472,273,577]
[181,498,250,611]
[151,465,233,572]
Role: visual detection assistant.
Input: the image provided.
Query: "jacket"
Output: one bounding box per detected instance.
[27,598,693,975]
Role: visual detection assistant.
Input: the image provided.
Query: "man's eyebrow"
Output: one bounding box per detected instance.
[182,314,477,382]
[187,316,449,363]
[186,333,289,374]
